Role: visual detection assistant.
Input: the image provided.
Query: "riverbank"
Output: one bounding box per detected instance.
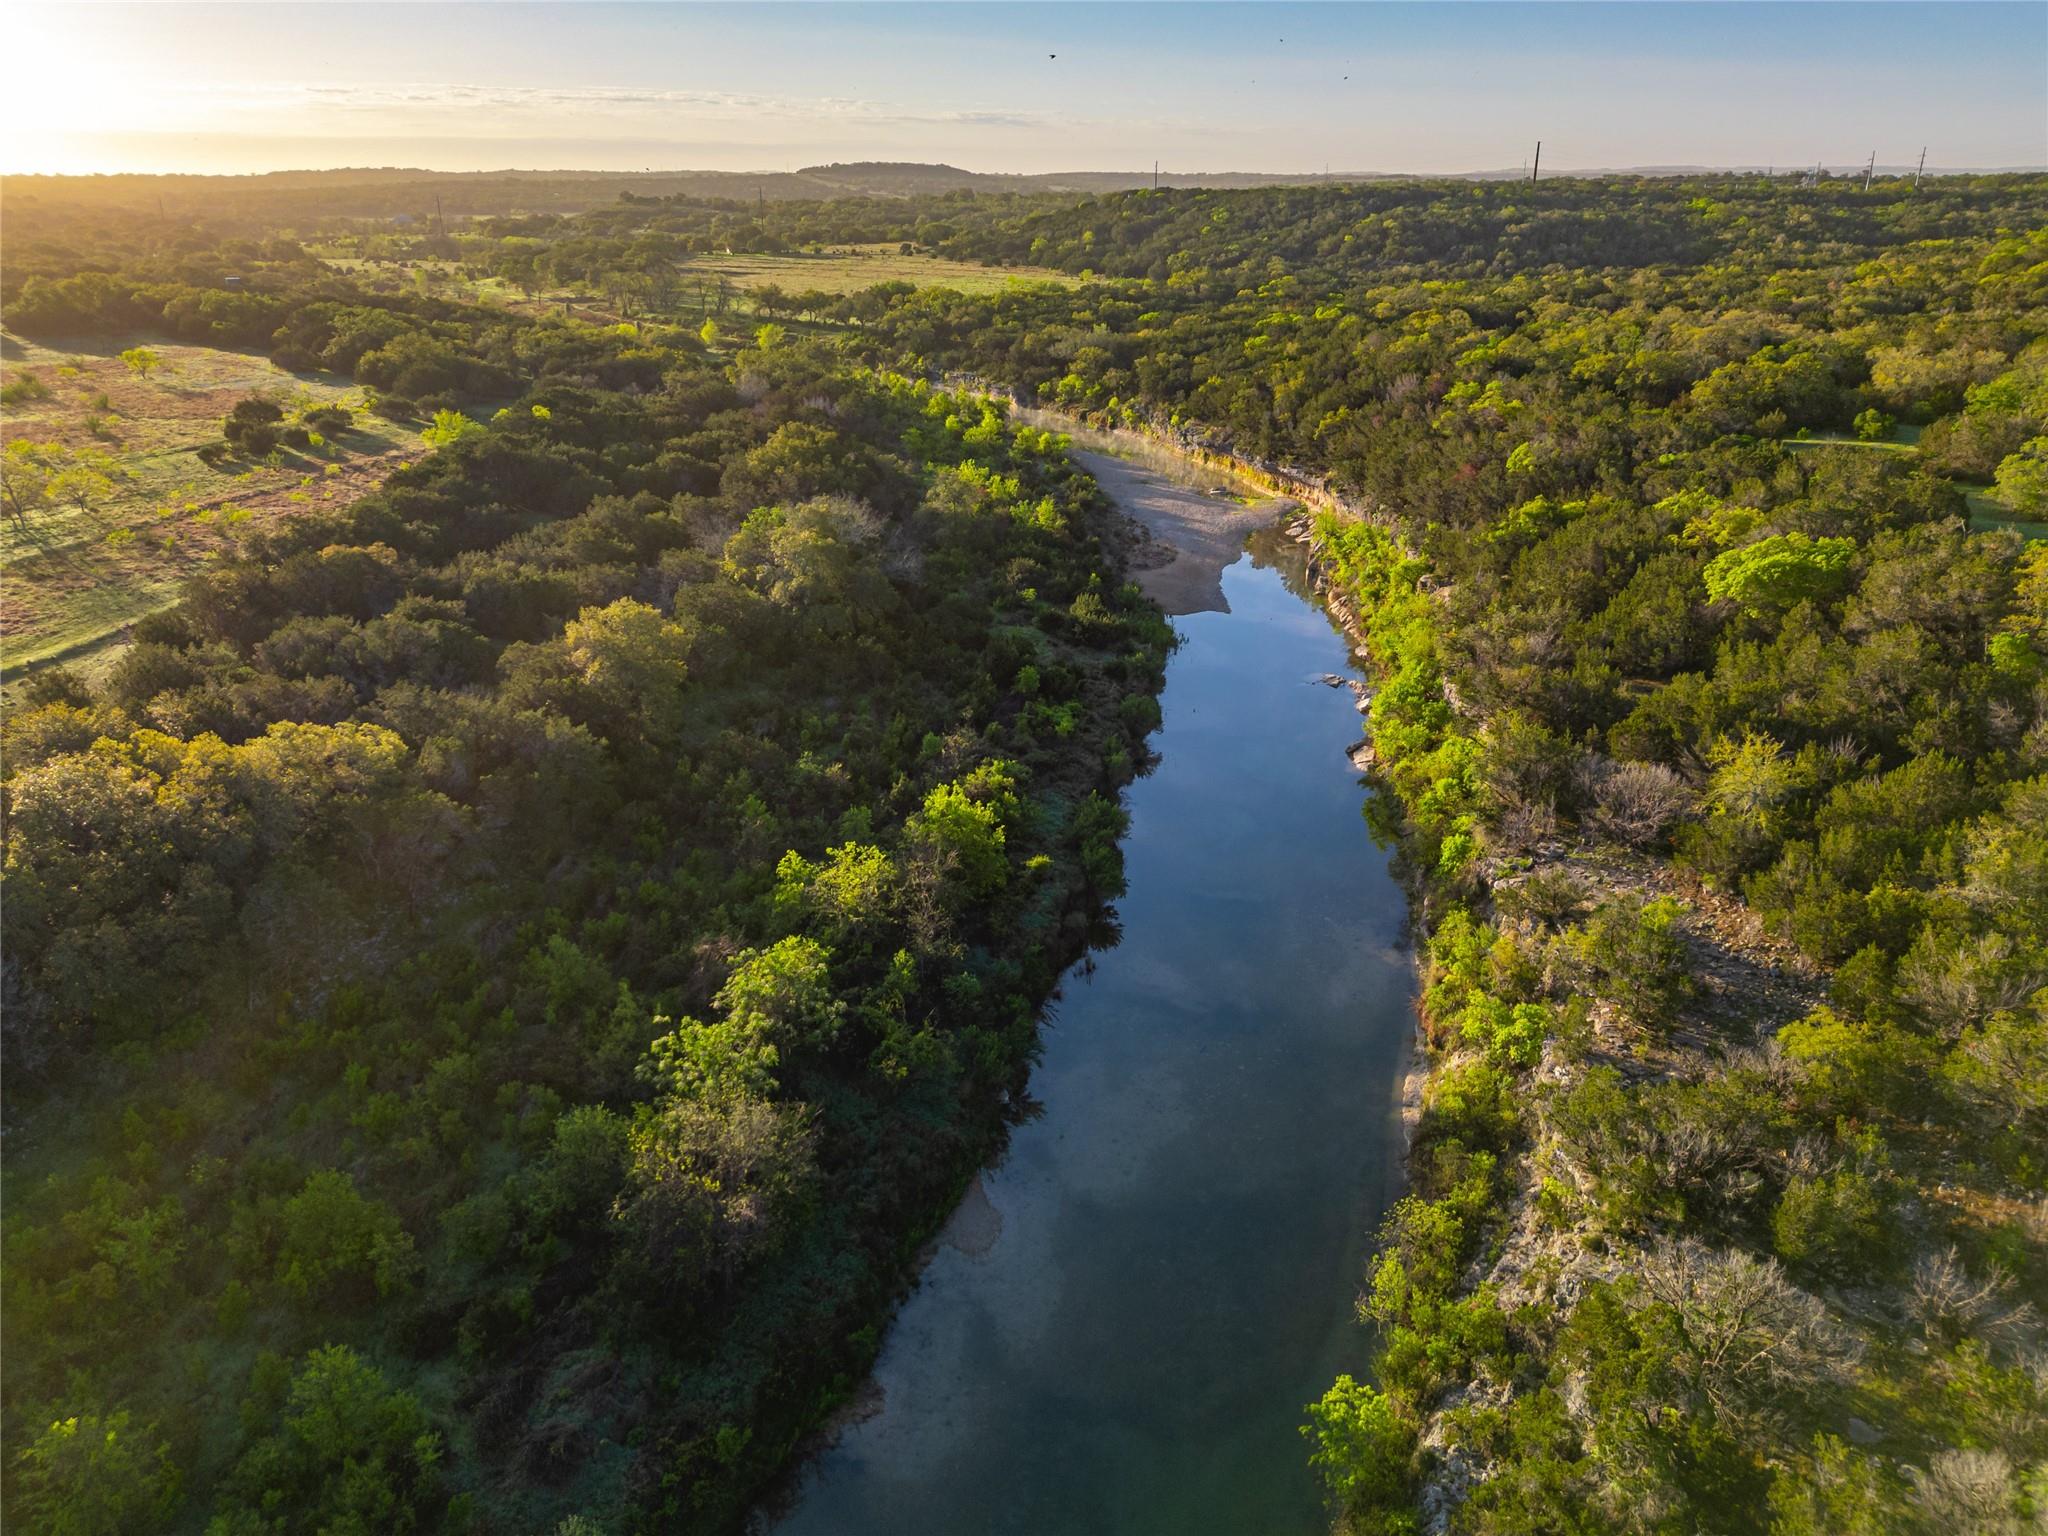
[769,451,1416,1536]
[1051,414,1848,1531]
[1070,447,1291,617]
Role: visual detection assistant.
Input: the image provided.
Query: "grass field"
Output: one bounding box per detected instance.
[679,244,1070,296]
[1780,431,2044,540]
[307,242,1070,314]
[1,332,416,682]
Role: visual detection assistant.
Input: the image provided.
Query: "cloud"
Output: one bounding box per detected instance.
[177,80,1064,135]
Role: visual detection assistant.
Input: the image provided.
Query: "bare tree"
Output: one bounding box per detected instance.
[1637,1238,1860,1427]
[1909,1246,2037,1348]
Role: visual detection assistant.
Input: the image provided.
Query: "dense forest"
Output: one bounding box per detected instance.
[2,259,1168,1530]
[6,169,2048,1533]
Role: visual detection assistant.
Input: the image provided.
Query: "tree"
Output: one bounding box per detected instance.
[557,596,693,740]
[1992,436,2048,515]
[118,347,162,379]
[910,777,1013,897]
[1704,533,1856,617]
[2,439,60,526]
[774,842,897,940]
[0,441,121,523]
[1767,1434,1905,1536]
[208,1346,443,1535]
[616,1095,815,1289]
[1301,1375,1414,1513]
[274,1170,417,1302]
[1637,1238,1859,1428]
[14,1411,179,1536]
[48,454,119,515]
[1559,895,1693,1030]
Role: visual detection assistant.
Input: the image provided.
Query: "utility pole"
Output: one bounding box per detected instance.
[434,192,444,240]
[1153,159,1159,190]
[1914,146,1927,190]
[1531,141,1541,183]
[1862,150,1876,191]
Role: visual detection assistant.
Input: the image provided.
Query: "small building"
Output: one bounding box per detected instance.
[223,275,244,291]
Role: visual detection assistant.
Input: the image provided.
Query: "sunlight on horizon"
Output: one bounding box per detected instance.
[5,1,2045,177]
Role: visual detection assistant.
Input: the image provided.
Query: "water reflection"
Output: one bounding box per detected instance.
[770,524,1415,1536]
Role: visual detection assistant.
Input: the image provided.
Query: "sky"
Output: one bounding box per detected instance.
[5,2,2045,178]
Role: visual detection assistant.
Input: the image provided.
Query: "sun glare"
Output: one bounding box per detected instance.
[6,6,169,173]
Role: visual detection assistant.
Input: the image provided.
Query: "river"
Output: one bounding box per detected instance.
[770,464,1416,1535]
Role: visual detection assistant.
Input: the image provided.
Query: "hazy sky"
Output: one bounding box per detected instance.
[7,2,2045,178]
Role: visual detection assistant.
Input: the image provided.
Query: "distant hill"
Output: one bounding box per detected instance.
[6,160,2037,228]
[0,161,1368,225]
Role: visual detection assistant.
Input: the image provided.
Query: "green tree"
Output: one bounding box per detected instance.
[557,596,693,739]
[2,439,60,526]
[48,452,119,514]
[118,346,162,378]
[1704,533,1856,617]
[14,1412,179,1536]
[1561,895,1693,1030]
[274,1170,417,1301]
[1302,1375,1414,1513]
[616,1096,815,1287]
[911,779,1010,896]
[1993,436,2048,515]
[208,1346,442,1536]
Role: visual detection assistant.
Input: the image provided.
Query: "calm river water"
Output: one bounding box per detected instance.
[772,523,1415,1536]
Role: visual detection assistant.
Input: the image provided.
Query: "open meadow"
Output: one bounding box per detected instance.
[304,239,1070,314]
[677,243,1071,295]
[1,332,416,681]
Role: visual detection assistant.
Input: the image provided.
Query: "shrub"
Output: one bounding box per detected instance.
[1302,1376,1416,1519]
[1558,895,1693,1031]
[1770,1166,1899,1280]
[2,370,52,405]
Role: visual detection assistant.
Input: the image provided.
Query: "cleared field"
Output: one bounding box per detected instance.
[681,244,1071,296]
[1781,432,2044,540]
[1965,485,2048,540]
[309,243,1071,311]
[1,332,415,679]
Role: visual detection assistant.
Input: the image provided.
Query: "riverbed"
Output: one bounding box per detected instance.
[770,475,1415,1534]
